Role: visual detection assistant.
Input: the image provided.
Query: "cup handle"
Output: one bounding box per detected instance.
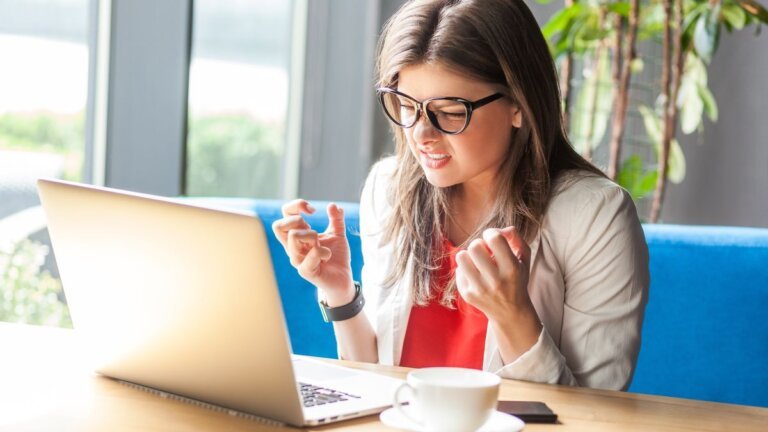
[393,382,421,426]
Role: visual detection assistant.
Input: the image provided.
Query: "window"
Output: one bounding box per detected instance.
[186,0,295,198]
[0,0,92,327]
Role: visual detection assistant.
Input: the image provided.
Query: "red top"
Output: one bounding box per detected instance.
[399,238,489,370]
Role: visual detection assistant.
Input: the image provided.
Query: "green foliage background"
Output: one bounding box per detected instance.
[539,0,767,212]
[186,115,284,198]
[0,238,72,328]
[0,112,84,181]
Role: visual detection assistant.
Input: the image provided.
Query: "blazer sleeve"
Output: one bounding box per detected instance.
[492,183,649,390]
[357,158,396,331]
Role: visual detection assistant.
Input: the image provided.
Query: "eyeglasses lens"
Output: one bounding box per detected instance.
[380,92,468,134]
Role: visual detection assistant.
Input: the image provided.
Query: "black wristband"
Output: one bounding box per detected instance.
[319,281,365,322]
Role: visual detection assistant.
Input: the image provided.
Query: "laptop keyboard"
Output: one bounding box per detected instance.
[299,382,361,408]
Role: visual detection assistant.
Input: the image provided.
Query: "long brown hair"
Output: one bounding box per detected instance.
[376,0,605,305]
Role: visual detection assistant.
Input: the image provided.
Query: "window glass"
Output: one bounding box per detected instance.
[186,0,294,198]
[0,0,91,327]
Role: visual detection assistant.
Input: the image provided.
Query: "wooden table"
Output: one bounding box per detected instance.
[1,322,766,431]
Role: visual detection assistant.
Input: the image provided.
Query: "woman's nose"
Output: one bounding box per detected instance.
[411,112,441,143]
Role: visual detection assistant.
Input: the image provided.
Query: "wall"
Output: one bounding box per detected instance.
[663,30,768,227]
[297,0,380,202]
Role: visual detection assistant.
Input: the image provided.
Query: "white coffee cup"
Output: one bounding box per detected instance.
[393,367,501,432]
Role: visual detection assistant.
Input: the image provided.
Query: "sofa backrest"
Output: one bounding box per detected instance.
[629,224,768,407]
[189,198,768,407]
[183,198,351,359]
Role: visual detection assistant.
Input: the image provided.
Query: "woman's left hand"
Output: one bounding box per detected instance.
[455,226,533,320]
[456,226,542,362]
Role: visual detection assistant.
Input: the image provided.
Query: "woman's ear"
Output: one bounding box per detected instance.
[510,105,523,129]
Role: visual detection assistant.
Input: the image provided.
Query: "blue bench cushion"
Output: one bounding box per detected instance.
[182,198,354,359]
[630,224,768,407]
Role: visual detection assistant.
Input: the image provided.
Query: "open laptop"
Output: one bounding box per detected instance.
[37,178,402,427]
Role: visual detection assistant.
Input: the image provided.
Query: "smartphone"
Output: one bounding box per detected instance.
[497,401,558,423]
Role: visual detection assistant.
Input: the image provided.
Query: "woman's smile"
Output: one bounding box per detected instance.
[420,150,452,169]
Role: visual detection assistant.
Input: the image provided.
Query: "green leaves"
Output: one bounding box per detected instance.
[677,55,718,133]
[0,238,72,328]
[698,83,719,122]
[679,85,704,134]
[722,2,748,30]
[639,3,666,40]
[688,0,768,60]
[607,2,632,17]
[694,2,721,63]
[736,0,768,23]
[639,105,687,184]
[570,49,614,154]
[187,115,283,198]
[542,3,612,58]
[542,4,581,41]
[540,0,767,211]
[617,155,659,200]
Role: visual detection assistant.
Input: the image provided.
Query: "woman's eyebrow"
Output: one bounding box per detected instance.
[397,89,474,100]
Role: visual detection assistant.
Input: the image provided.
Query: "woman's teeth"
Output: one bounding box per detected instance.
[426,153,449,160]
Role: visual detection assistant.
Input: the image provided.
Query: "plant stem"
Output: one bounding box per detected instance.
[650,0,684,222]
[582,9,607,162]
[607,0,639,180]
[560,0,575,125]
[611,13,623,88]
[670,0,685,140]
[561,54,573,122]
[650,0,672,223]
[582,45,601,161]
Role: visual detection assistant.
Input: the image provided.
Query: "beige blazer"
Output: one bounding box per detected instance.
[357,157,649,391]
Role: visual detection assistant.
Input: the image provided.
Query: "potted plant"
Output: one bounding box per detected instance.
[540,0,768,221]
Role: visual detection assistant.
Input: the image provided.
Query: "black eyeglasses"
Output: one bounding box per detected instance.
[376,88,504,135]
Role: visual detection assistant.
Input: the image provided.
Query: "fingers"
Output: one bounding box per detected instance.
[272,199,340,281]
[324,203,347,237]
[483,228,521,273]
[455,249,483,300]
[273,199,315,247]
[271,214,311,247]
[281,199,315,218]
[467,238,498,283]
[499,226,531,267]
[286,229,322,267]
[460,228,530,288]
[297,241,332,279]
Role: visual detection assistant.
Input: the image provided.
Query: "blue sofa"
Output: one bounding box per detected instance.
[629,224,768,407]
[190,198,768,408]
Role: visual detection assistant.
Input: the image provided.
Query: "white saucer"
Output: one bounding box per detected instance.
[379,406,525,432]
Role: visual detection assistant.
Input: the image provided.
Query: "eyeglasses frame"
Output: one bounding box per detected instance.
[376,87,504,135]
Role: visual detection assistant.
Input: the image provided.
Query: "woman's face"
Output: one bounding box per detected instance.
[396,62,521,192]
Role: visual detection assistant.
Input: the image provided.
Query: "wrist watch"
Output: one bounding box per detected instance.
[319,281,365,323]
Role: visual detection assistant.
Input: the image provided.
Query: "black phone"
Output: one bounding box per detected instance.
[497,400,558,423]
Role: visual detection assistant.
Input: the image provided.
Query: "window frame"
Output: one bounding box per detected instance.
[97,0,386,201]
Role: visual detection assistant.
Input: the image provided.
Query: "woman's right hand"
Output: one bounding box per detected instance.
[271,199,355,306]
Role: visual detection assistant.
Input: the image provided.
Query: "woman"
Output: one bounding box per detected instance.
[272,0,648,391]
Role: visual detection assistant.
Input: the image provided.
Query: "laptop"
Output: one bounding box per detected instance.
[37,178,402,427]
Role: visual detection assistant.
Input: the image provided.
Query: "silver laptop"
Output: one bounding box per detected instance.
[37,178,402,427]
